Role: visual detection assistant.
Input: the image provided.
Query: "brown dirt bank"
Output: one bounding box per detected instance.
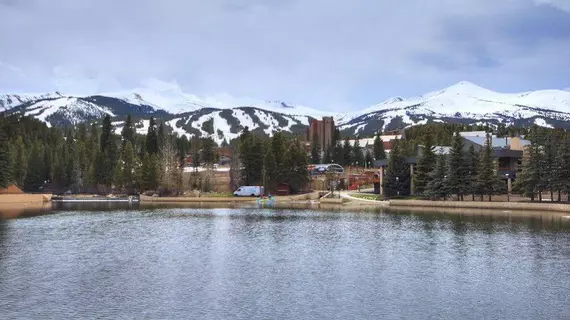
[0,194,52,219]
[389,199,570,214]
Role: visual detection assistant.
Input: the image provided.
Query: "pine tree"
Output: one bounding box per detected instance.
[121,114,136,150]
[146,117,158,155]
[271,131,287,184]
[238,128,264,185]
[542,134,557,201]
[365,150,374,168]
[0,128,11,188]
[425,154,448,200]
[141,153,160,192]
[352,139,364,167]
[284,139,309,193]
[310,131,321,164]
[477,134,503,201]
[447,132,468,200]
[118,141,139,194]
[201,138,217,165]
[413,133,436,196]
[12,136,27,188]
[190,138,202,170]
[24,142,45,192]
[157,121,165,153]
[383,139,410,197]
[553,133,570,201]
[514,141,541,201]
[263,141,278,192]
[466,144,480,200]
[342,137,352,166]
[373,131,386,160]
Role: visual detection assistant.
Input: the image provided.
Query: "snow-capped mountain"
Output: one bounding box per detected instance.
[2,81,570,142]
[337,81,570,136]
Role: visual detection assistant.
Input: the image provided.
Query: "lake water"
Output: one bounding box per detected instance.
[1,205,570,319]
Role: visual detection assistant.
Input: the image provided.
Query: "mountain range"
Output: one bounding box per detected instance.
[2,81,570,144]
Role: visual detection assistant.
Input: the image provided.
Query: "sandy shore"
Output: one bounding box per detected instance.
[0,194,52,219]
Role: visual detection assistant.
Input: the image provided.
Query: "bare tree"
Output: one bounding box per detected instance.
[161,136,183,195]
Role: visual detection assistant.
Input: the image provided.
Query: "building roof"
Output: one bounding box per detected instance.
[460,133,530,149]
[347,135,401,147]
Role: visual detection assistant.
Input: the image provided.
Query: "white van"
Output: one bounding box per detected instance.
[233,186,264,197]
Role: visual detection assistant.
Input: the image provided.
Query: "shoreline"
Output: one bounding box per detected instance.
[3,193,570,219]
[389,199,570,214]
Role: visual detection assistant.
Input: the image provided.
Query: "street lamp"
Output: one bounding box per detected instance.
[396,176,400,196]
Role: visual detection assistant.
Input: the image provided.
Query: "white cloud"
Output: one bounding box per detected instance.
[534,0,570,12]
[0,0,568,111]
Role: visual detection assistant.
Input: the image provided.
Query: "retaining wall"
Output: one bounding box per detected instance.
[389,199,570,213]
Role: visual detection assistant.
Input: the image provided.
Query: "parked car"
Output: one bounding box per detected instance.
[233,186,264,197]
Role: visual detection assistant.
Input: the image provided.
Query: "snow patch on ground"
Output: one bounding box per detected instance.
[534,118,553,128]
[136,120,150,134]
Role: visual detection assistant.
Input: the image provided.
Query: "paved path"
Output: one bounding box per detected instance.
[338,191,389,205]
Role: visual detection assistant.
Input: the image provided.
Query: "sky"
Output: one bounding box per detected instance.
[0,0,569,111]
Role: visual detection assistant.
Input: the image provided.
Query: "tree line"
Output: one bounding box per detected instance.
[515,127,570,202]
[383,131,506,201]
[234,128,310,194]
[0,115,218,195]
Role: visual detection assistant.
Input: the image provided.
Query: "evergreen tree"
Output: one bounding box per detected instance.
[541,134,557,201]
[158,121,165,152]
[0,128,11,188]
[310,131,321,164]
[466,144,481,200]
[365,150,374,168]
[331,129,343,165]
[514,141,541,202]
[238,128,264,185]
[352,139,364,167]
[263,141,278,192]
[373,131,386,160]
[447,132,468,200]
[121,114,136,150]
[177,135,190,167]
[284,139,309,193]
[323,144,333,164]
[201,138,217,165]
[24,142,45,192]
[425,154,448,200]
[221,139,229,147]
[383,139,410,197]
[146,117,159,155]
[553,133,570,201]
[12,136,27,188]
[271,131,287,184]
[342,137,352,166]
[413,133,436,196]
[190,138,202,170]
[140,153,160,191]
[477,134,503,201]
[117,141,139,193]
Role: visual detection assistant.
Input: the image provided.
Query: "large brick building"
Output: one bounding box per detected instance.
[306,116,335,154]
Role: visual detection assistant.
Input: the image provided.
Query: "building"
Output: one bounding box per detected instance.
[373,145,451,195]
[460,131,530,180]
[306,117,335,154]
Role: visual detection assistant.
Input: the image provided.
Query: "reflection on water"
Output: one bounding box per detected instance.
[1,206,569,319]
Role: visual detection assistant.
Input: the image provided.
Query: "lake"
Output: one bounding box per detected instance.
[1,205,569,319]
